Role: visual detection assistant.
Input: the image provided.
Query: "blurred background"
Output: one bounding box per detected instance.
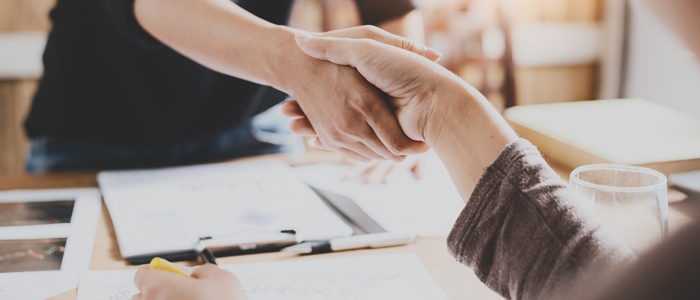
[1,0,699,175]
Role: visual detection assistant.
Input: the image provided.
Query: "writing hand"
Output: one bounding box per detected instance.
[133,264,246,300]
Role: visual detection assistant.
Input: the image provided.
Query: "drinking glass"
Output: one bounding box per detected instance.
[569,164,668,253]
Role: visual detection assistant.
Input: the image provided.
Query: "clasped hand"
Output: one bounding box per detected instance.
[280,26,445,163]
[281,27,453,153]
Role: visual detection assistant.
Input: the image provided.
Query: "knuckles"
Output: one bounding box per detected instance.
[335,122,363,138]
[385,139,410,155]
[400,38,418,54]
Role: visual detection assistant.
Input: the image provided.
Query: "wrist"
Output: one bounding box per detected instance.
[427,78,518,162]
[265,26,323,95]
[261,26,298,92]
[423,75,475,148]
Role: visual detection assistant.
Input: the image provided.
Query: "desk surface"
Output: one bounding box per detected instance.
[2,154,699,300]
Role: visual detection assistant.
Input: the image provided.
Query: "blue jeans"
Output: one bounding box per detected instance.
[26,107,305,173]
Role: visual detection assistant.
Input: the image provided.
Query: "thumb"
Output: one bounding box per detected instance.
[294,32,428,97]
[319,26,442,62]
[294,32,369,69]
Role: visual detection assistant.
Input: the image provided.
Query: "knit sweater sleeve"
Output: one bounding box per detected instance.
[447,139,635,300]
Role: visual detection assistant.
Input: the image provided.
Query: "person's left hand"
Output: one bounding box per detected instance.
[343,155,424,184]
[133,264,247,300]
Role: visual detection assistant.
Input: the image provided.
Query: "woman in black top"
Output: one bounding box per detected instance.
[26,0,431,172]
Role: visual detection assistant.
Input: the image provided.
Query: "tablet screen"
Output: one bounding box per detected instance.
[0,200,75,227]
[0,238,68,273]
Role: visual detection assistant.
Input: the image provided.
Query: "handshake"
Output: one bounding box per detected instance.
[132,26,518,300]
[279,26,467,162]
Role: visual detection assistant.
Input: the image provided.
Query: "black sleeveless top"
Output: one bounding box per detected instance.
[25,0,416,146]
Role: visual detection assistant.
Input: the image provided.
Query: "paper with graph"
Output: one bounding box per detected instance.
[77,253,448,300]
[98,159,352,259]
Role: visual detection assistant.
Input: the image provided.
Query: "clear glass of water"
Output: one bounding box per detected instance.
[569,164,668,253]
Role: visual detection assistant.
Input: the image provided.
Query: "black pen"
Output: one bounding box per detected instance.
[199,247,217,265]
[197,238,217,265]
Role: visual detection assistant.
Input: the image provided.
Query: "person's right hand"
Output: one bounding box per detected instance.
[133,264,247,300]
[277,26,441,162]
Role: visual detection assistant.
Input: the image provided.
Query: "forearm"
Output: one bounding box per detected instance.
[427,78,518,200]
[447,139,636,299]
[133,0,301,91]
[427,80,635,298]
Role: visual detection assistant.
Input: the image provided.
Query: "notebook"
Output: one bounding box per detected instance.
[505,99,700,175]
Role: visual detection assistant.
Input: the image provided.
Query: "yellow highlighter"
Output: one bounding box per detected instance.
[150,257,189,276]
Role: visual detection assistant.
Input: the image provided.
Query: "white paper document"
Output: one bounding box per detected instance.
[77,253,448,300]
[0,188,102,300]
[98,159,353,259]
[295,153,465,237]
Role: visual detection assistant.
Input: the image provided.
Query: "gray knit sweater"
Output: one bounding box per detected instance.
[447,139,636,300]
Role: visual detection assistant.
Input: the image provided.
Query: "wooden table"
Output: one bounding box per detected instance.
[2,155,698,300]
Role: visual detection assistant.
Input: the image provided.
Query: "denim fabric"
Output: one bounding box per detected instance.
[26,106,304,173]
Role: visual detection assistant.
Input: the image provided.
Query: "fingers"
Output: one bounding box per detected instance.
[284,103,411,159]
[336,147,372,163]
[301,108,423,158]
[288,117,316,136]
[383,155,423,182]
[134,265,155,292]
[299,97,406,160]
[310,137,398,165]
[356,118,413,159]
[307,137,330,150]
[320,26,442,62]
[295,32,439,71]
[371,156,426,183]
[361,99,430,155]
[365,161,397,184]
[341,155,425,184]
[134,264,191,300]
[310,129,404,162]
[295,33,369,69]
[190,266,247,300]
[282,100,316,136]
[345,160,377,180]
[190,264,226,279]
[345,155,425,184]
[279,100,306,118]
[411,157,424,180]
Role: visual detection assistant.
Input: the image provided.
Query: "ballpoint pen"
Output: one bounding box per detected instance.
[282,232,415,254]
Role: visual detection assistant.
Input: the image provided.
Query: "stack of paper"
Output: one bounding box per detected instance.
[505,99,700,175]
